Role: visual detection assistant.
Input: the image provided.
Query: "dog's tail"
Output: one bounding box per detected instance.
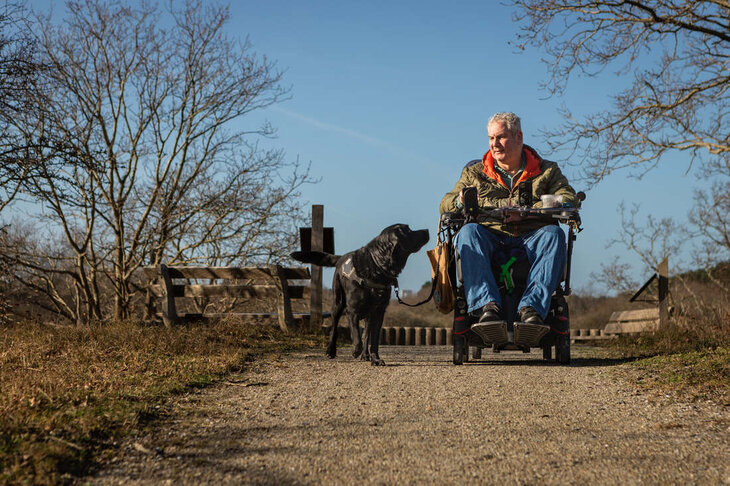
[290,251,340,267]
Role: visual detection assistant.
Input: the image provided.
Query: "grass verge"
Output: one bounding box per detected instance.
[596,318,729,403]
[623,348,729,402]
[0,318,324,485]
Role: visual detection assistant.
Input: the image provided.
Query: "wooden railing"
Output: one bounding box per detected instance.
[142,264,328,332]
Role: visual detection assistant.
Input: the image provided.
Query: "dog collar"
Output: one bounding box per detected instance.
[342,257,392,290]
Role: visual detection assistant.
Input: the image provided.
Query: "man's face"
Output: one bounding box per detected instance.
[488,121,523,167]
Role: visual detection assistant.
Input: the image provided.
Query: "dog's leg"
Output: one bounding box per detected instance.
[349,312,363,358]
[366,310,386,366]
[360,319,371,361]
[327,279,346,359]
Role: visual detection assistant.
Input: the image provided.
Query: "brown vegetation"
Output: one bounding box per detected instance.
[0,318,322,484]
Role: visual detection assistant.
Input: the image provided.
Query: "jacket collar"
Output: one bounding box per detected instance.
[482,145,542,189]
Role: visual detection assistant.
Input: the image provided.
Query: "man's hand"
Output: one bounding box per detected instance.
[459,186,479,205]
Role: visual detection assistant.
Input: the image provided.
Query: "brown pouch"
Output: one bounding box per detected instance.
[426,241,453,314]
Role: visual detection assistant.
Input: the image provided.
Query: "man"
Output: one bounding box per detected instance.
[439,112,578,345]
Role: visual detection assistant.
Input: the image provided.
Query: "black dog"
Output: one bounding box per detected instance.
[291,224,429,365]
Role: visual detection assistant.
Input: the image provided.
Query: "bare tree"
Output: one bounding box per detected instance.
[1,0,313,323]
[688,156,730,290]
[591,202,688,293]
[511,0,729,183]
[0,1,43,214]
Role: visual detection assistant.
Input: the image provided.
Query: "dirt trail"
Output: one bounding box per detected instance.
[85,345,729,485]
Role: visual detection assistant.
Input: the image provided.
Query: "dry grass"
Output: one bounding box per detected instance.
[0,318,324,484]
[593,278,730,402]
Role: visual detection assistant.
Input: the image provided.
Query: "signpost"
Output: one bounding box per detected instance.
[299,205,334,330]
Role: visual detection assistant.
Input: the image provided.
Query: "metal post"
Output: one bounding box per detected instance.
[310,205,324,331]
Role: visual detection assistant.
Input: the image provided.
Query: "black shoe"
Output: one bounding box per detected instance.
[514,306,549,347]
[471,302,508,345]
[478,302,504,323]
[518,306,544,325]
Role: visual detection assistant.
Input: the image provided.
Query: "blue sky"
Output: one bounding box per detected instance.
[31,0,698,295]
[228,0,696,294]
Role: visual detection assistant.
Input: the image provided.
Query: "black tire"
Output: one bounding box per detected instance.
[453,335,465,365]
[542,346,552,361]
[556,335,570,364]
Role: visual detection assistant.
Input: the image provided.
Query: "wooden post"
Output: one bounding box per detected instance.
[159,264,178,327]
[144,286,153,321]
[272,264,294,333]
[310,205,324,331]
[657,257,669,330]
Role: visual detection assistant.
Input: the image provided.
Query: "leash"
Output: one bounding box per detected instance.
[393,225,446,307]
[393,275,436,307]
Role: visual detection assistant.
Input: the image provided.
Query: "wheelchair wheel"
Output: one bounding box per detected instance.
[542,346,552,361]
[453,335,466,365]
[556,334,570,364]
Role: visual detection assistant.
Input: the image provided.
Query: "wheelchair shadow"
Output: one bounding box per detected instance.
[451,355,639,368]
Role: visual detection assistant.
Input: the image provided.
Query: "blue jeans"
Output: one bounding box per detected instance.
[454,224,567,318]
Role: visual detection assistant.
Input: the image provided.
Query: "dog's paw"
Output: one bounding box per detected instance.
[352,344,363,359]
[370,358,386,366]
[326,346,337,359]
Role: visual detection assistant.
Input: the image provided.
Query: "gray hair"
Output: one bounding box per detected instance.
[487,112,522,134]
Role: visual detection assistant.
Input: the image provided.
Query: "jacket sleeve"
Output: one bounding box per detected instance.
[534,164,578,208]
[439,167,471,214]
[549,165,578,207]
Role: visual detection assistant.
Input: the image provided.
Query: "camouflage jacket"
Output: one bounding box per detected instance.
[439,145,577,236]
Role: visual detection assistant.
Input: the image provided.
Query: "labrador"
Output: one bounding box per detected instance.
[291,223,429,365]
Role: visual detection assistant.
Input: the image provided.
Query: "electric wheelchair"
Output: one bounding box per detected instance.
[439,188,585,365]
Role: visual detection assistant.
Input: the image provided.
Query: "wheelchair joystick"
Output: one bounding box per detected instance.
[461,186,479,223]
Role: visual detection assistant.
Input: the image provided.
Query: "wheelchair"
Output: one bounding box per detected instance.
[439,190,584,365]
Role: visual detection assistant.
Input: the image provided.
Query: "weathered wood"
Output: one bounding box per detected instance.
[271,264,294,333]
[143,262,325,329]
[147,283,308,300]
[141,266,309,281]
[658,257,669,331]
[159,264,178,327]
[570,329,616,341]
[607,308,660,323]
[605,308,660,334]
[604,320,659,334]
[310,205,324,331]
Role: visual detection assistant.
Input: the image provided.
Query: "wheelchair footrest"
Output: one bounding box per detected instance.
[471,320,509,345]
[513,322,550,347]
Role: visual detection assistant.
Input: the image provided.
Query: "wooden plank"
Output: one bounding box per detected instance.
[159,264,178,327]
[310,205,324,330]
[607,308,659,323]
[141,266,310,281]
[658,257,669,330]
[604,320,659,334]
[148,283,307,299]
[272,264,294,333]
[202,312,331,318]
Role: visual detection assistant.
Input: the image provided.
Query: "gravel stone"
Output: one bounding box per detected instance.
[83,345,730,485]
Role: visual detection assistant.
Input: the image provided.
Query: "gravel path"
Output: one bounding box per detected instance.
[85,345,729,485]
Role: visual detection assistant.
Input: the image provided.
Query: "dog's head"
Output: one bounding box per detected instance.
[365,224,430,278]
